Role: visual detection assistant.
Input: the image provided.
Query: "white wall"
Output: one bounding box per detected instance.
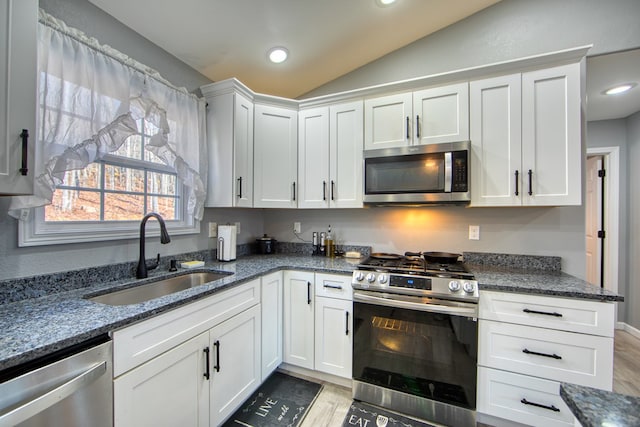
[626,111,640,329]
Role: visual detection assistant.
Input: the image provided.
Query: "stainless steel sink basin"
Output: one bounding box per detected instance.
[88,271,232,306]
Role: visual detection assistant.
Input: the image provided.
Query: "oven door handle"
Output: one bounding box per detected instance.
[353,291,477,317]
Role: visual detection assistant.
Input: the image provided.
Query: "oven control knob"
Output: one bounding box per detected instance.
[462,281,476,293]
[354,272,365,282]
[366,273,377,283]
[448,280,461,292]
[378,274,388,284]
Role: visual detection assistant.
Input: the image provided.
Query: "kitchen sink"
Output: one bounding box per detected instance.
[87,271,232,306]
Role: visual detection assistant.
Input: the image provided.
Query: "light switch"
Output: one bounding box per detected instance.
[469,225,480,240]
[208,222,217,238]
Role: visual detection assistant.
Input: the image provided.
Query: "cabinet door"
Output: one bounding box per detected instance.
[470,74,522,206]
[234,93,254,207]
[364,92,413,150]
[283,271,315,369]
[0,0,36,195]
[254,103,298,208]
[210,304,262,425]
[314,296,352,378]
[413,82,469,145]
[261,271,283,381]
[114,332,210,427]
[522,63,582,206]
[298,107,329,208]
[330,101,364,208]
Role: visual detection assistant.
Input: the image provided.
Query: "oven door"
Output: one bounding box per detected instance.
[352,291,478,411]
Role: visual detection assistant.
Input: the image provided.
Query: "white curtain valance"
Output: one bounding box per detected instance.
[9,10,207,221]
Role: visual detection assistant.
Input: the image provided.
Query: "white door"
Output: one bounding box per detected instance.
[330,101,364,208]
[234,93,254,207]
[314,296,352,378]
[364,92,413,150]
[470,74,522,206]
[254,104,298,208]
[0,0,36,195]
[114,332,210,427]
[283,271,315,369]
[210,304,261,425]
[586,155,603,286]
[298,107,329,208]
[522,63,582,206]
[413,82,469,145]
[261,271,283,380]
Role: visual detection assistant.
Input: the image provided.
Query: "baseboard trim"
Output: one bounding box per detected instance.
[617,322,640,340]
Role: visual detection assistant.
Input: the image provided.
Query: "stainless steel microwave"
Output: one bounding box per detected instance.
[363,141,470,205]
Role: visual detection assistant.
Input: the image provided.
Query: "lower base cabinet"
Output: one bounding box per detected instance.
[283,271,315,369]
[314,296,352,378]
[261,271,283,380]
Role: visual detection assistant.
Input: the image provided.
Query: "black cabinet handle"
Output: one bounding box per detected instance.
[331,180,335,201]
[203,347,211,380]
[522,348,562,360]
[323,181,327,201]
[528,169,533,196]
[323,284,343,290]
[20,129,29,176]
[514,170,519,196]
[237,177,242,198]
[213,340,220,372]
[520,398,560,412]
[523,308,563,317]
[345,311,350,335]
[416,115,420,139]
[307,281,311,305]
[406,116,410,139]
[292,182,296,201]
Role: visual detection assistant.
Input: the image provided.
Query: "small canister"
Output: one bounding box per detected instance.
[256,234,277,254]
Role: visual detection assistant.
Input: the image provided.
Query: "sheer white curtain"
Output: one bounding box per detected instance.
[9,10,207,221]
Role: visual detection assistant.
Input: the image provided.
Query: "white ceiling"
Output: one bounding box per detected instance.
[86,0,500,98]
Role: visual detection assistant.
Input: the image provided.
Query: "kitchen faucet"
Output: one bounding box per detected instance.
[136,213,171,279]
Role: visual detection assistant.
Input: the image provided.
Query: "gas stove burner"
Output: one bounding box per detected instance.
[370,253,403,260]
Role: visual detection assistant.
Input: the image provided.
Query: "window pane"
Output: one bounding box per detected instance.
[104,193,145,220]
[144,147,165,164]
[104,165,145,193]
[147,172,176,196]
[144,120,160,136]
[113,135,143,160]
[147,196,178,220]
[58,163,101,189]
[45,189,101,221]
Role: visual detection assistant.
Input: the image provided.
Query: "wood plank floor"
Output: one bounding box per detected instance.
[299,330,640,427]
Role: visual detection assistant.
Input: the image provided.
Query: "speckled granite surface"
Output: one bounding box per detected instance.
[463,251,561,271]
[560,383,640,427]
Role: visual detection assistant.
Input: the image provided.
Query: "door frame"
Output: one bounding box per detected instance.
[586,147,619,294]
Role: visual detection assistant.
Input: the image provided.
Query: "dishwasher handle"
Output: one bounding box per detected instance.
[0,361,107,426]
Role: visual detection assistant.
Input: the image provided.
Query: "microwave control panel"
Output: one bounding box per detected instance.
[452,150,468,192]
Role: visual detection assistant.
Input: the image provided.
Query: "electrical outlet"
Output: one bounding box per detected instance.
[293,222,301,233]
[469,225,480,240]
[208,222,217,238]
[235,222,241,234]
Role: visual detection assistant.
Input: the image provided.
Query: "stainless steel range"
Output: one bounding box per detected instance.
[351,252,478,427]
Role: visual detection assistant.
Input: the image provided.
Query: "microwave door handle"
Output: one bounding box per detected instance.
[444,152,452,193]
[353,291,477,317]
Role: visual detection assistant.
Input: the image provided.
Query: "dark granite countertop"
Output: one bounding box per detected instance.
[0,253,622,372]
[560,383,640,427]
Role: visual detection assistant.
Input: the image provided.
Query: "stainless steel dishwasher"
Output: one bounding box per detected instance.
[0,336,112,427]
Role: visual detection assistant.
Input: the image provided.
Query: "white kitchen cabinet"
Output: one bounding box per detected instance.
[253,103,298,208]
[283,270,315,369]
[202,80,254,207]
[364,83,468,150]
[0,0,37,195]
[298,101,363,208]
[470,63,582,207]
[210,304,261,425]
[261,271,283,381]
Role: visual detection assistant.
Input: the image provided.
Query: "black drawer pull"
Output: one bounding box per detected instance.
[213,340,220,372]
[307,281,311,305]
[523,308,563,317]
[203,347,211,380]
[345,311,350,335]
[521,398,560,412]
[522,348,562,360]
[20,129,29,176]
[323,284,343,290]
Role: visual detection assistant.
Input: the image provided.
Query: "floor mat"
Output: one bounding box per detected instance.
[342,401,437,427]
[223,372,322,427]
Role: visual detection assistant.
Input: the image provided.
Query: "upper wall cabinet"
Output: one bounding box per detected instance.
[0,0,37,195]
[253,102,298,208]
[202,80,254,207]
[470,63,582,207]
[298,101,364,208]
[363,82,469,150]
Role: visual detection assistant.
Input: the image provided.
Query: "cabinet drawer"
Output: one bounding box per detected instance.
[477,367,575,427]
[479,320,613,389]
[113,279,260,377]
[315,273,352,300]
[479,290,615,337]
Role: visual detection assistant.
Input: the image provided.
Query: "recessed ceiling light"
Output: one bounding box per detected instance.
[268,47,288,64]
[604,83,636,95]
[376,0,397,6]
